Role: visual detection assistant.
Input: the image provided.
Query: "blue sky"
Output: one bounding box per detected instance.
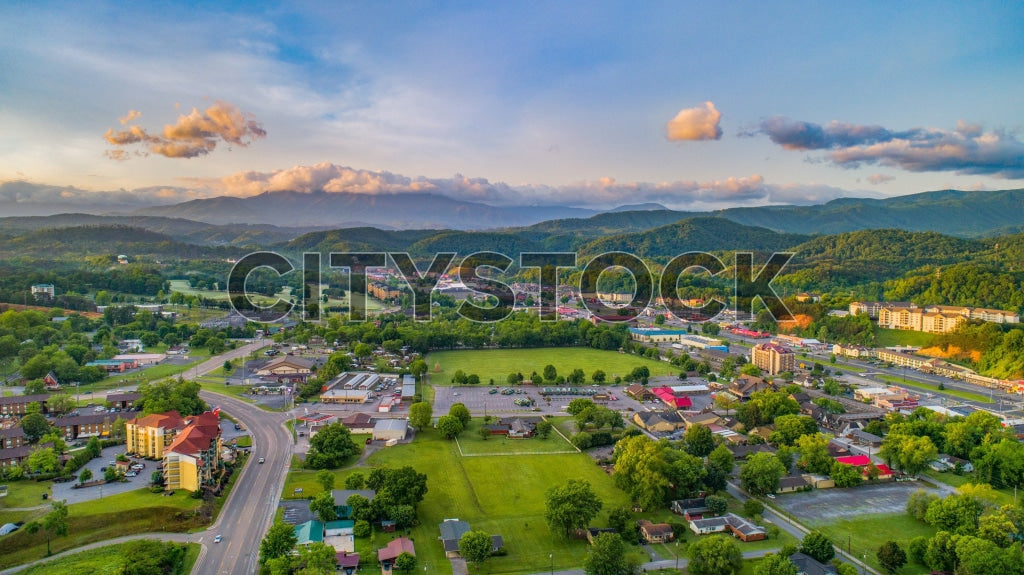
[1,1,1023,209]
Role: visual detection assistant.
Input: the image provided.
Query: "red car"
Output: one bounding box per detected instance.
[365,438,372,444]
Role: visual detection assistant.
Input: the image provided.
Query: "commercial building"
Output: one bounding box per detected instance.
[629,328,690,343]
[126,411,186,459]
[372,419,408,441]
[751,343,795,375]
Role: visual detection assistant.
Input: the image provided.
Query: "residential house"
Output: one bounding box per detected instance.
[688,513,766,542]
[728,444,776,460]
[789,552,838,575]
[439,519,471,557]
[126,410,186,459]
[637,520,674,543]
[682,412,721,429]
[336,552,359,575]
[932,454,974,473]
[162,411,222,492]
[747,425,775,441]
[729,374,770,400]
[671,498,710,520]
[484,417,538,438]
[377,537,415,569]
[0,444,35,470]
[633,411,685,433]
[846,429,883,449]
[43,371,60,390]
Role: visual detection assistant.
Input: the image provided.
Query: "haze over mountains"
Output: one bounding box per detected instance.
[1,187,1023,244]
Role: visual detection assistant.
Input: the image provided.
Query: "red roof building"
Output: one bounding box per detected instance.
[652,386,693,409]
[834,455,893,479]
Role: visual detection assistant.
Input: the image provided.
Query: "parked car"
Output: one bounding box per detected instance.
[214,534,222,543]
[258,457,265,464]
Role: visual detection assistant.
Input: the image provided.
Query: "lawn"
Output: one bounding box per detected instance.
[0,489,206,569]
[283,427,636,575]
[921,469,1017,506]
[874,328,936,349]
[806,513,935,574]
[876,374,992,403]
[426,348,677,386]
[455,419,576,455]
[16,540,201,575]
[0,481,51,509]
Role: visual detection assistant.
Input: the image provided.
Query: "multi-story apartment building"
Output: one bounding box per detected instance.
[751,343,795,375]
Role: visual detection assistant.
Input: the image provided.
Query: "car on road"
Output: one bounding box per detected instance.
[214,534,222,543]
[766,494,776,499]
[258,457,265,464]
[365,438,372,444]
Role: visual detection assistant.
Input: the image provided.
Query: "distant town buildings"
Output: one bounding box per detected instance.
[851,301,1018,333]
[30,284,55,299]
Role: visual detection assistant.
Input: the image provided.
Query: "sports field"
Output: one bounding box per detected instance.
[426,347,677,386]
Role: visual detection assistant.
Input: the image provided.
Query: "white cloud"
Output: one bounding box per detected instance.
[665,101,723,141]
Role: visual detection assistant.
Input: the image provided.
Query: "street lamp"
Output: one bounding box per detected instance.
[674,541,680,570]
[549,553,553,575]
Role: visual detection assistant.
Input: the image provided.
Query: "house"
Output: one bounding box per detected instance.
[378,537,415,568]
[637,520,674,543]
[332,489,377,509]
[688,513,766,541]
[340,412,377,434]
[729,374,770,400]
[336,552,359,575]
[729,444,776,460]
[846,429,883,448]
[671,498,710,520]
[747,425,775,440]
[43,371,60,390]
[0,444,36,469]
[682,412,721,429]
[932,454,974,473]
[633,411,685,433]
[777,475,810,493]
[126,410,186,459]
[162,411,222,492]
[295,520,325,546]
[372,419,408,442]
[585,527,618,544]
[789,552,838,575]
[484,417,538,438]
[439,519,471,557]
[624,384,656,401]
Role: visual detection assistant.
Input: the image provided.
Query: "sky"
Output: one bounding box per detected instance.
[1,1,1023,211]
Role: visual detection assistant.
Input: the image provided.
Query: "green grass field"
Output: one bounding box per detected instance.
[16,540,200,575]
[455,419,576,455]
[806,513,935,574]
[426,348,677,386]
[876,375,992,403]
[874,328,936,349]
[283,426,635,575]
[0,481,51,509]
[168,279,384,311]
[0,489,205,569]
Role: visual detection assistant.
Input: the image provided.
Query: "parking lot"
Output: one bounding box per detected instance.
[52,446,149,504]
[771,480,953,523]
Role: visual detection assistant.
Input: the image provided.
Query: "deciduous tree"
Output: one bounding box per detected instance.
[545,479,603,537]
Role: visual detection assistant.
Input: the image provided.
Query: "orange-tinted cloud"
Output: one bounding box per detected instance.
[666,101,723,141]
[104,100,266,159]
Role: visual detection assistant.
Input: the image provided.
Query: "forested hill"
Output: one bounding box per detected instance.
[578,217,810,259]
[0,225,243,259]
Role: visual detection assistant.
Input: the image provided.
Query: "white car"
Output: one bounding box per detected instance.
[214,534,222,543]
